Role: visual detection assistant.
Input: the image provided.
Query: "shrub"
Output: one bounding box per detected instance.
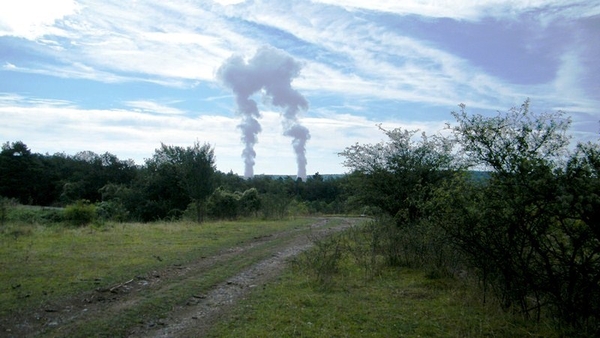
[206,188,239,220]
[96,200,129,222]
[295,231,346,286]
[447,101,600,333]
[64,200,97,226]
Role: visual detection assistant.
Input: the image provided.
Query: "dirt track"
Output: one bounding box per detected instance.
[2,217,361,337]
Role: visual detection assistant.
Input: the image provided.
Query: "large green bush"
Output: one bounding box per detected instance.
[340,100,600,334]
[339,125,462,272]
[64,200,97,226]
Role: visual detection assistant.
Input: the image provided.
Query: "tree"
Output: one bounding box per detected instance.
[239,188,261,217]
[141,142,216,222]
[0,141,42,204]
[443,100,600,331]
[51,151,137,205]
[178,142,216,223]
[340,126,459,224]
[451,99,570,173]
[301,172,340,205]
[340,126,461,269]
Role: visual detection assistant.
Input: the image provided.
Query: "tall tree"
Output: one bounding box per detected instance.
[179,141,216,223]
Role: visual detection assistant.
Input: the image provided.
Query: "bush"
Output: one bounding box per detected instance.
[446,101,600,333]
[38,208,65,223]
[64,200,97,226]
[294,231,346,286]
[0,196,10,227]
[206,188,239,220]
[339,100,600,333]
[96,200,129,222]
[286,199,309,217]
[0,202,64,225]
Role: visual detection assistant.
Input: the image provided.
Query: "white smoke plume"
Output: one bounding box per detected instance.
[217,46,310,180]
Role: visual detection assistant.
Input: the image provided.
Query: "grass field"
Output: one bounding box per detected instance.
[0,218,315,318]
[209,269,558,337]
[0,216,561,337]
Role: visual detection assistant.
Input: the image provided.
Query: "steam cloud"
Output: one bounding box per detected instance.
[217,46,310,180]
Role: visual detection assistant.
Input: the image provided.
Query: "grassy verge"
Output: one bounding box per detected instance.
[0,218,316,318]
[208,226,560,338]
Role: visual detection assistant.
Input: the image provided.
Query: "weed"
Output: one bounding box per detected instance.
[294,231,346,287]
[6,224,34,239]
[344,222,383,281]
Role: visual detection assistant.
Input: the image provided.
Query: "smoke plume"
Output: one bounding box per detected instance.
[217,46,310,180]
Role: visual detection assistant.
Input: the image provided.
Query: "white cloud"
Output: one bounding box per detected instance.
[0,93,77,108]
[233,1,518,110]
[19,1,257,84]
[3,0,592,114]
[212,0,247,6]
[0,0,80,39]
[553,51,586,101]
[0,98,240,169]
[2,62,16,70]
[2,60,192,87]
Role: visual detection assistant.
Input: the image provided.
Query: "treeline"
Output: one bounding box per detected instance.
[339,100,600,335]
[0,141,351,222]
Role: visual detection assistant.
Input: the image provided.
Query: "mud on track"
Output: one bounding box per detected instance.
[2,217,362,337]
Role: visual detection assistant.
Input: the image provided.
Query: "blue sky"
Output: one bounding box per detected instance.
[1,0,599,176]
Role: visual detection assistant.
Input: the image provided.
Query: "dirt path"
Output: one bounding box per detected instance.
[3,217,361,337]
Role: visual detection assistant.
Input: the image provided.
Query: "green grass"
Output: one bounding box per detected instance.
[209,270,557,337]
[0,218,315,318]
[54,231,302,337]
[1,204,64,225]
[208,233,559,338]
[1,216,563,337]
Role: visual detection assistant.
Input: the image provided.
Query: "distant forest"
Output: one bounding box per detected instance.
[0,140,352,222]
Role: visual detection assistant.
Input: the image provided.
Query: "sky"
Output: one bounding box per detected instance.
[1,0,599,177]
